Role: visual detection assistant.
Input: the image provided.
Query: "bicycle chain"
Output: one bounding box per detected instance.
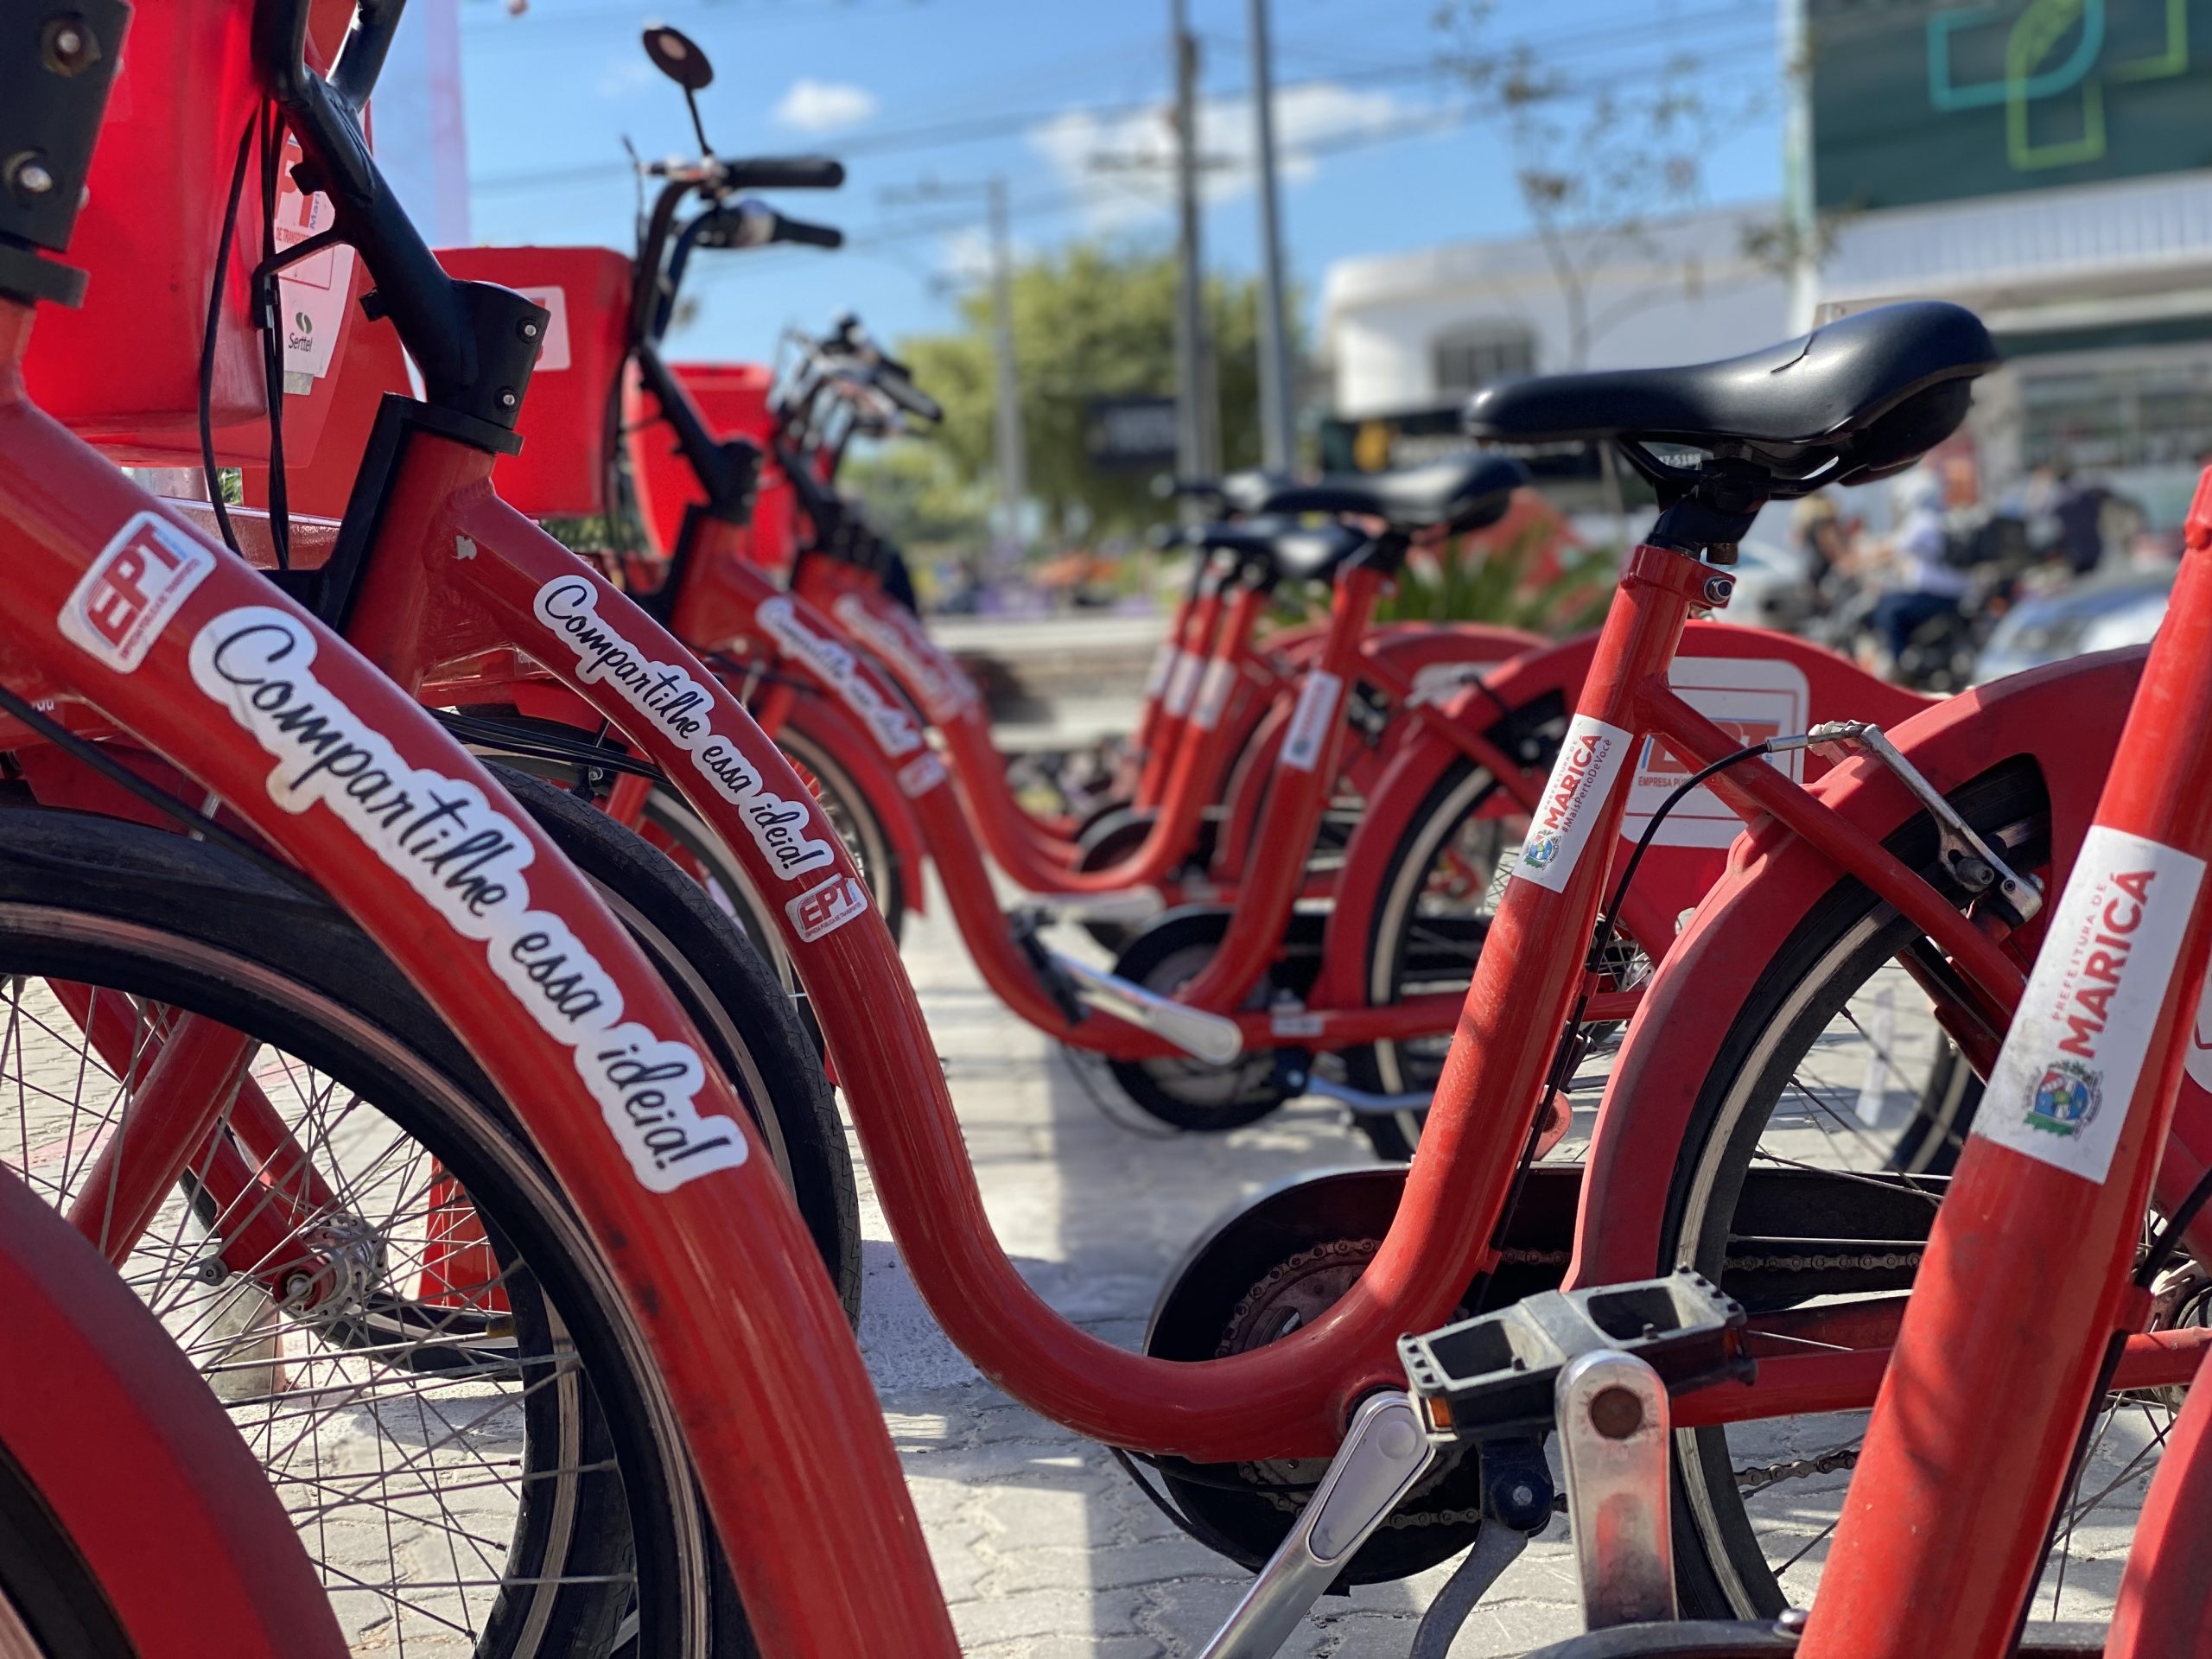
[1733,1446,1860,1497]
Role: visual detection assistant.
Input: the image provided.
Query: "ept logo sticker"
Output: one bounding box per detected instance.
[787,873,869,942]
[61,513,216,673]
[1513,715,1631,893]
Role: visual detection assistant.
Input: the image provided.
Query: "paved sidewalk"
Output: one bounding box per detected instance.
[850,892,1586,1659]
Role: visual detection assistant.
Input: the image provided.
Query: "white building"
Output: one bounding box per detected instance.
[1321,205,1789,426]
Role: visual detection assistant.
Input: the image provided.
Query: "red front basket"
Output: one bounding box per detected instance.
[626,361,795,570]
[22,0,359,467]
[434,246,633,518]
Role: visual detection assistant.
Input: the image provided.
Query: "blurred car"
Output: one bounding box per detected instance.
[1971,565,2175,683]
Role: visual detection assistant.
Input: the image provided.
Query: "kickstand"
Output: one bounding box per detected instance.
[1408,1522,1530,1659]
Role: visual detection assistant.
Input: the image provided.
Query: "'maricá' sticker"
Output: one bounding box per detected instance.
[1976,825,2205,1185]
[1512,715,1632,893]
[189,607,745,1192]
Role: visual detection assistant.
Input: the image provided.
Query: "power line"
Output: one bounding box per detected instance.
[468,3,1773,194]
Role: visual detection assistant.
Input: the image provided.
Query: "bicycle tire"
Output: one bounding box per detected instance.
[491,766,858,1319]
[1343,754,1509,1160]
[1650,763,2152,1624]
[0,805,748,1656]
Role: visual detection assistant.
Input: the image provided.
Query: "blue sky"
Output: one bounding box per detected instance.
[459,0,1787,360]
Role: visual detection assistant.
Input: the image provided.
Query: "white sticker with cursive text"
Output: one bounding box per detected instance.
[189,607,745,1192]
[830,593,976,723]
[532,579,836,881]
[756,595,923,760]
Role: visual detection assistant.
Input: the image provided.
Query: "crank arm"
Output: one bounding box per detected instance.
[1047,950,1243,1065]
[1016,887,1166,926]
[1194,1391,1436,1659]
[1557,1349,1675,1628]
[1292,1067,1431,1116]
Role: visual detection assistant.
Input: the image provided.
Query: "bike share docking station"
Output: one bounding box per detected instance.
[1196,1269,1751,1659]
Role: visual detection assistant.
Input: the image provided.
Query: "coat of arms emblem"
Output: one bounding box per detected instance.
[2026,1059,2101,1138]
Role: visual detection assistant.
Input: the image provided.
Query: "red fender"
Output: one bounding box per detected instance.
[1306,622,1926,1004]
[1566,646,2147,1290]
[773,686,930,916]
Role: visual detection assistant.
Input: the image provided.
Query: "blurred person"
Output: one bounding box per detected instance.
[1867,465,1971,664]
[1792,492,1847,587]
[2027,456,2111,575]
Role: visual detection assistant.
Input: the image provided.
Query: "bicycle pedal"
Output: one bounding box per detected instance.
[1398,1268,1751,1442]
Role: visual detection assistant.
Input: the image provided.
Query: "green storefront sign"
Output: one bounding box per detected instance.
[1808,0,2212,213]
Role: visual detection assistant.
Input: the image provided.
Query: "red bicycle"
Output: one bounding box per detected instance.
[181,16,2205,1618]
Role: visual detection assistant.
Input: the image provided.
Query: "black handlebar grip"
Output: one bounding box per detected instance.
[724,156,846,191]
[776,214,844,250]
[876,369,942,424]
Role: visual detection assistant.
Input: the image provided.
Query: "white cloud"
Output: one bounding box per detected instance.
[938,226,998,283]
[594,58,656,99]
[1027,82,1442,233]
[773,77,880,134]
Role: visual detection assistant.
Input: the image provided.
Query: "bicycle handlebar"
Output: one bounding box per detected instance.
[648,156,847,193]
[772,212,845,249]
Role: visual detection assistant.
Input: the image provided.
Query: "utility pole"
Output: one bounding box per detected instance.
[984,177,1027,560]
[1169,0,1218,486]
[1246,0,1294,474]
[883,175,1027,559]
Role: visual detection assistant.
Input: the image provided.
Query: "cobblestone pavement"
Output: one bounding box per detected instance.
[851,892,1587,1659]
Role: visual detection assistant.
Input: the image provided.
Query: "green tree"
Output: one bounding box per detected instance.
[897,242,1279,543]
[837,442,993,555]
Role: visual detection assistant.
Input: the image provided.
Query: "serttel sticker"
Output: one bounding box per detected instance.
[1192,658,1238,733]
[787,873,870,942]
[1280,671,1343,772]
[60,513,217,673]
[1512,715,1633,893]
[1619,658,1809,850]
[1975,826,2205,1185]
[514,286,573,372]
[1407,661,1501,709]
[1164,651,1203,718]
